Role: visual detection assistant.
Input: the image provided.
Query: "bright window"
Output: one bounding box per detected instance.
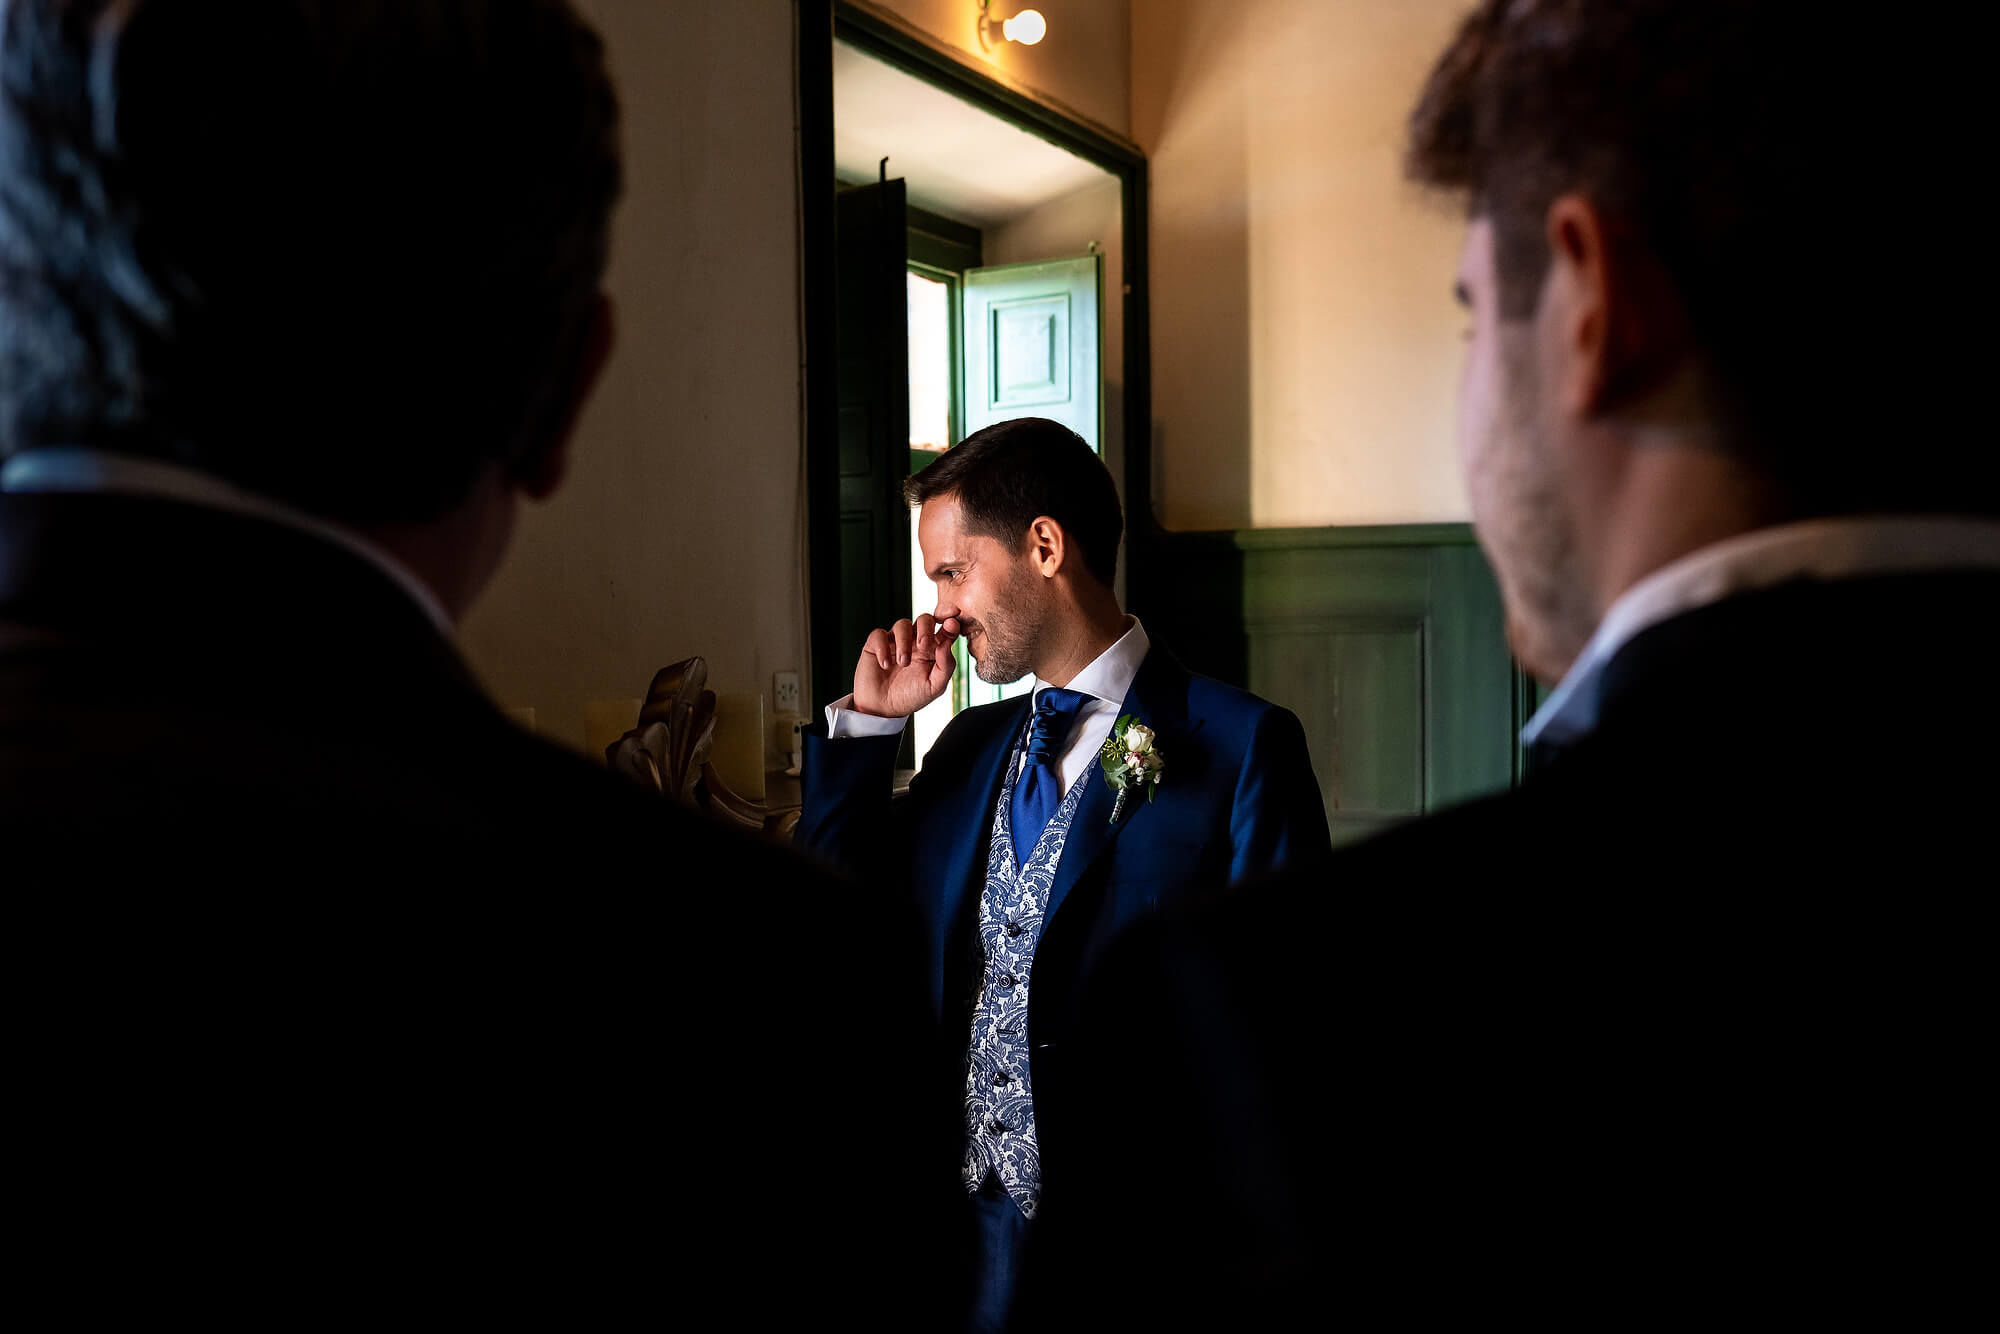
[907,271,951,452]
[907,269,955,765]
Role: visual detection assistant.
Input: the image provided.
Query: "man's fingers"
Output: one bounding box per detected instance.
[928,636,957,692]
[932,619,959,659]
[863,617,950,678]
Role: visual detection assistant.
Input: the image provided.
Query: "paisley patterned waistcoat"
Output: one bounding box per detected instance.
[960,716,1094,1220]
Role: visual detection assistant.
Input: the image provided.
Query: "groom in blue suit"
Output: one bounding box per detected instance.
[796,417,1331,1331]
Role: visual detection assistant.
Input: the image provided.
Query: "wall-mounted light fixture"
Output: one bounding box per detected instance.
[978,1,1047,49]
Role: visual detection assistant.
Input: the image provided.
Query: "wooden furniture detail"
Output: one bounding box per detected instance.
[605,657,800,841]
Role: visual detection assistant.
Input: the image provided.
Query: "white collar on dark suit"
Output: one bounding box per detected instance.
[1525,515,2000,751]
[826,616,1151,799]
[0,447,454,634]
[1025,615,1149,798]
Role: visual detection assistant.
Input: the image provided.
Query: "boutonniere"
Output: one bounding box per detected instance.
[1098,715,1166,825]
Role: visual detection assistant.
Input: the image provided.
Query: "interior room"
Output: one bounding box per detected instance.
[455,0,1509,842]
[10,0,1982,1317]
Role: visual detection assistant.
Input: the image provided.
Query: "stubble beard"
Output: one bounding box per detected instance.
[967,564,1045,685]
[1481,334,1597,683]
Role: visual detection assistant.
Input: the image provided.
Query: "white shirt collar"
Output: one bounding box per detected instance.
[1034,616,1149,709]
[1525,515,2000,749]
[0,448,455,634]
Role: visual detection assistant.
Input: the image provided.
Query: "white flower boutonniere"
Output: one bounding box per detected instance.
[1098,714,1166,825]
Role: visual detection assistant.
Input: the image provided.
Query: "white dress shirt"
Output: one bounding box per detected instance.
[826,616,1151,799]
[1525,515,2000,750]
[0,447,454,633]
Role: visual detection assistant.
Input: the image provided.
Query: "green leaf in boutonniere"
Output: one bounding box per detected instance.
[1098,714,1166,825]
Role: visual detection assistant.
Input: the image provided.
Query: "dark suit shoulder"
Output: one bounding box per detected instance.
[0,494,772,873]
[1092,788,1528,993]
[1174,671,1316,761]
[1179,669,1289,721]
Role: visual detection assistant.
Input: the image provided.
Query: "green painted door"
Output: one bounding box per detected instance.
[961,254,1102,447]
[955,254,1103,705]
[828,180,912,708]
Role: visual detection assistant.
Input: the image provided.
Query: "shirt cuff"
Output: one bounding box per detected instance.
[825,695,909,738]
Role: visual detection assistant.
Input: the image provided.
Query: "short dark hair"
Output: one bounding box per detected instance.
[0,0,621,524]
[1406,1,1993,516]
[906,418,1122,588]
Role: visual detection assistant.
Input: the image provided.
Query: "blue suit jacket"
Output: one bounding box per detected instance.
[796,649,1332,1060]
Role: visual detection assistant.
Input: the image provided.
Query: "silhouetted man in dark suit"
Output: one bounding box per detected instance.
[0,2,956,1322]
[1031,3,1998,1325]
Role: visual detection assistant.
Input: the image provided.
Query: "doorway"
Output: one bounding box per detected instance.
[801,2,1152,771]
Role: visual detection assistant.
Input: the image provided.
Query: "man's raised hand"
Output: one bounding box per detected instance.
[852,614,959,718]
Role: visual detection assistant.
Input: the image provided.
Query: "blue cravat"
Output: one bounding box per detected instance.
[1009,687,1090,869]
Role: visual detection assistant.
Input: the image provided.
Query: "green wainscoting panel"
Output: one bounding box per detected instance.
[1148,524,1521,846]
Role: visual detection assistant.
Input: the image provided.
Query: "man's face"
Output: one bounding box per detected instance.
[917,494,1048,685]
[1455,218,1594,682]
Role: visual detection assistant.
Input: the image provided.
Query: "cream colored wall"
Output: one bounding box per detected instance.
[459,0,807,755]
[1134,0,1472,529]
[861,0,1131,139]
[986,177,1124,516]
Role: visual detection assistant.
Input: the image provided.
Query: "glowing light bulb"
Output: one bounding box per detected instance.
[1002,8,1046,45]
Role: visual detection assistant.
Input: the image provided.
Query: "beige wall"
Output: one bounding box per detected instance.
[862,0,1131,139]
[460,0,806,755]
[1135,0,1473,529]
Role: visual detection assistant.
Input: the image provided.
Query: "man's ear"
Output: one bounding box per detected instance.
[1541,195,1688,417]
[1026,516,1065,578]
[516,293,616,502]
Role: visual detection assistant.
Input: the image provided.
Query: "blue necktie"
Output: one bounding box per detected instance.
[1009,687,1090,869]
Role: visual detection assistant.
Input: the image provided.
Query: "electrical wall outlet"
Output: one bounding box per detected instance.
[773,670,802,715]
